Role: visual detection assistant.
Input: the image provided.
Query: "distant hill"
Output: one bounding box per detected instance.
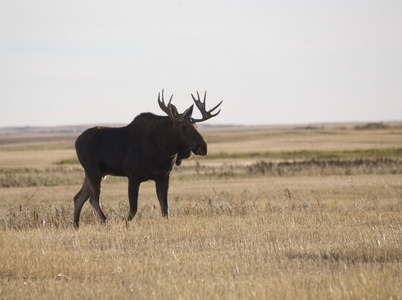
[1,121,401,136]
[0,125,123,136]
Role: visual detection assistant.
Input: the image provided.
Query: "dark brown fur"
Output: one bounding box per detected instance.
[73,111,207,227]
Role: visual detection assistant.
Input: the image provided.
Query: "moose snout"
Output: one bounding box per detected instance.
[193,142,207,156]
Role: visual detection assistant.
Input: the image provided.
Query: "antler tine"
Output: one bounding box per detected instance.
[191,91,223,123]
[191,92,202,111]
[158,89,178,122]
[209,100,223,115]
[158,89,168,113]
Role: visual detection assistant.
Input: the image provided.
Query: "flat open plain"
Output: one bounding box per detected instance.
[0,124,401,299]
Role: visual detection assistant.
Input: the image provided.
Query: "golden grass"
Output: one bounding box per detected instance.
[0,149,75,168]
[1,215,401,299]
[0,126,402,299]
[1,175,401,299]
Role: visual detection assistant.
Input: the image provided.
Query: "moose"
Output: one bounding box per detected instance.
[73,90,222,227]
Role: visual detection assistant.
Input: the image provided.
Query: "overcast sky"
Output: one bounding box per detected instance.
[1,0,401,127]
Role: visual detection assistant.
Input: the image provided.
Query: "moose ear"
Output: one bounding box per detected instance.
[182,104,194,119]
[170,104,180,118]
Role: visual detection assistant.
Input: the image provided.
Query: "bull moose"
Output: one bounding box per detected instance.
[73,90,222,227]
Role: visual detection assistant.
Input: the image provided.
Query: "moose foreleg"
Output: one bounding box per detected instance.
[155,177,169,218]
[128,178,140,221]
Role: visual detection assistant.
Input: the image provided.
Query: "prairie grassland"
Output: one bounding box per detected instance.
[204,127,402,153]
[0,126,402,299]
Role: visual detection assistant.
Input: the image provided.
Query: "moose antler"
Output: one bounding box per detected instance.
[158,89,174,116]
[191,91,223,123]
[158,89,190,123]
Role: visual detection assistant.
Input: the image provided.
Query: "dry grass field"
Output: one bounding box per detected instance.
[0,124,401,299]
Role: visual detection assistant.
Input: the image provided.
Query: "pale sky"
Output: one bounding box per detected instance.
[1,0,401,127]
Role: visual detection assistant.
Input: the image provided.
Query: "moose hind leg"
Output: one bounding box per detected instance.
[73,176,90,228]
[88,175,107,223]
[155,177,169,218]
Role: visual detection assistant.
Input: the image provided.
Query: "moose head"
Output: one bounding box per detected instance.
[158,89,223,156]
